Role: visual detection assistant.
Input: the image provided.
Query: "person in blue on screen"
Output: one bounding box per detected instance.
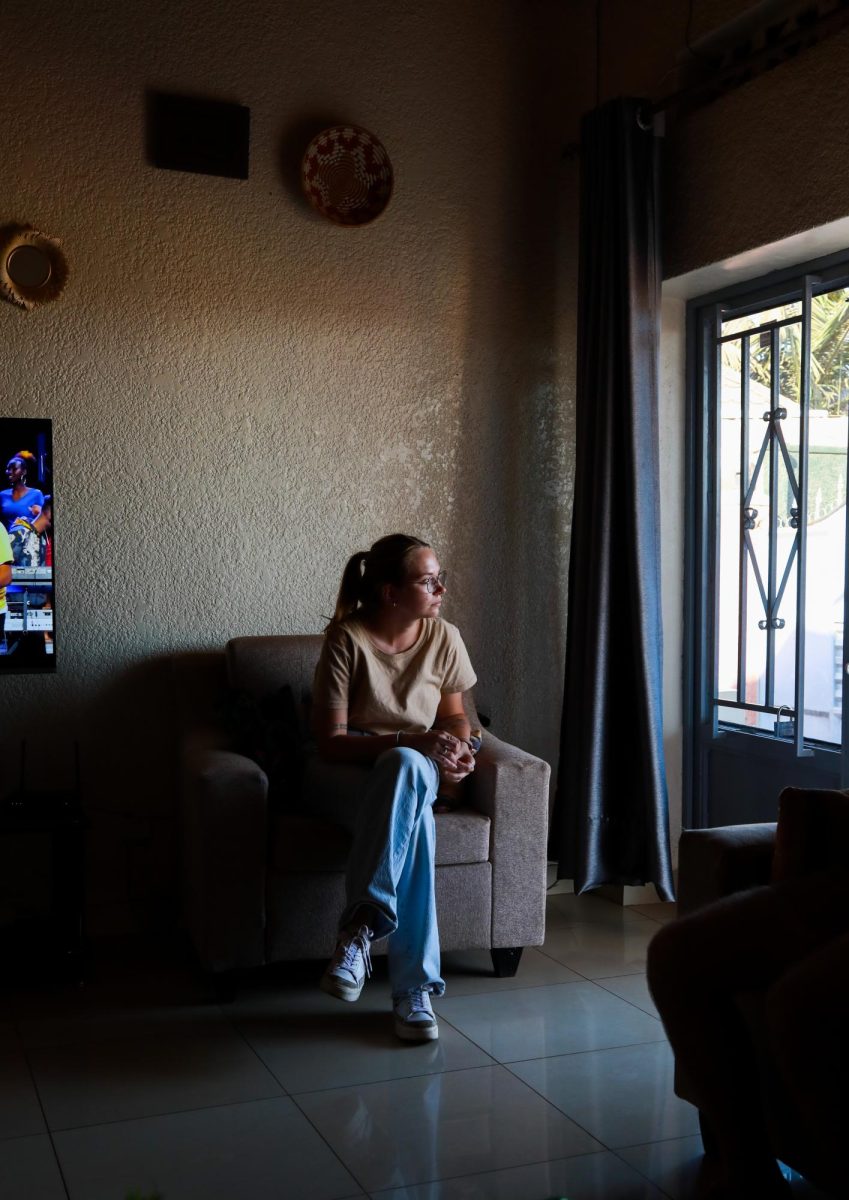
[7,496,53,660]
[0,522,12,653]
[9,496,52,568]
[1,451,44,531]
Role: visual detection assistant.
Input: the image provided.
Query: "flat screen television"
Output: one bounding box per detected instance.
[0,418,55,673]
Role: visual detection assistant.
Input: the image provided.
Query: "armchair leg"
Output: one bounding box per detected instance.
[491,947,523,978]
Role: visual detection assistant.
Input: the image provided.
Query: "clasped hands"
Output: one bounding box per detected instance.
[405,730,475,782]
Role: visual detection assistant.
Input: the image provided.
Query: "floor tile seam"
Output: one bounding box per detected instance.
[229,1011,495,1045]
[542,922,660,944]
[438,974,589,995]
[539,916,661,936]
[591,979,663,1021]
[22,1048,72,1200]
[551,964,649,981]
[363,1146,616,1197]
[483,1064,613,1155]
[428,1022,666,1071]
[540,947,655,967]
[582,969,648,980]
[288,1058,528,1104]
[543,924,660,942]
[0,1127,64,1148]
[227,1004,500,1086]
[422,1011,507,1063]
[42,1088,292,1136]
[286,1089,372,1196]
[613,1131,704,1152]
[495,1073,695,1182]
[436,975,642,1006]
[608,1145,680,1199]
[224,1009,294,1096]
[438,974,652,1003]
[630,912,673,926]
[531,946,646,980]
[0,1130,53,1146]
[613,913,666,931]
[533,945,593,977]
[280,1046,500,1098]
[497,1030,670,1070]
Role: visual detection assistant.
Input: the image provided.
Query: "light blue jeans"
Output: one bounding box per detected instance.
[306,746,445,998]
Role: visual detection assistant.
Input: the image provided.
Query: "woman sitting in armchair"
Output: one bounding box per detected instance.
[309,532,478,1043]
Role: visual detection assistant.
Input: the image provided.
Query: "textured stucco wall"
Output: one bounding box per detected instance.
[665,24,849,277]
[585,1,849,277]
[0,0,575,931]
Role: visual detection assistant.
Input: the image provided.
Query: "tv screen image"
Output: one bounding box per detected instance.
[0,417,55,672]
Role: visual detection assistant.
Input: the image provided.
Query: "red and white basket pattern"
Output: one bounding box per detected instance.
[301,126,393,226]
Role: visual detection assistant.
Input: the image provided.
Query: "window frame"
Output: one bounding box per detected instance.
[683,248,849,828]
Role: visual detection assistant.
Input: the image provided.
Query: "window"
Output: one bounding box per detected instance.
[706,273,849,750]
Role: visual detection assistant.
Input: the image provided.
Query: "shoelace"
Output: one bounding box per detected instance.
[337,925,372,979]
[406,988,430,1015]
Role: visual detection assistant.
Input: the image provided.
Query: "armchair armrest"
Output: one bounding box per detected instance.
[677,823,777,917]
[181,730,269,972]
[469,732,551,948]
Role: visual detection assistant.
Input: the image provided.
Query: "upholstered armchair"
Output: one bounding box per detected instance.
[173,635,550,993]
[664,788,849,1196]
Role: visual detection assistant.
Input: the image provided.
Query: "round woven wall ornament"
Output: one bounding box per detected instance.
[301,126,393,227]
[0,226,69,311]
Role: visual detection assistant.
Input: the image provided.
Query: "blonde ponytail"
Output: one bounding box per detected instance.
[325,534,431,629]
[330,552,369,624]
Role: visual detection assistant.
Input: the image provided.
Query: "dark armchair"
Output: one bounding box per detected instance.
[665,787,849,1196]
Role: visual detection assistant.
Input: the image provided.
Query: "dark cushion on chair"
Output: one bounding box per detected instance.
[221,683,303,809]
[226,635,321,735]
[271,814,352,872]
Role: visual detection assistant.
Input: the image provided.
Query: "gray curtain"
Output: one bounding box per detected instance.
[554,97,675,901]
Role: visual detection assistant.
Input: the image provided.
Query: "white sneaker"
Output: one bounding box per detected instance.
[320,925,372,1002]
[393,987,439,1042]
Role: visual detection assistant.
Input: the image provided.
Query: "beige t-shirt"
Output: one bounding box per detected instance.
[313,616,477,735]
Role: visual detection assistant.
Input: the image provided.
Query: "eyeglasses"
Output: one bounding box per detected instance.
[418,571,447,593]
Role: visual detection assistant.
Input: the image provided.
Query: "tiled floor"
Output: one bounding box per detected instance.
[0,892,831,1200]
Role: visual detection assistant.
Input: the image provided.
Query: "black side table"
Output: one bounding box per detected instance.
[0,791,89,984]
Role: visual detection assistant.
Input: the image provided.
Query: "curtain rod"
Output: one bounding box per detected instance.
[562,5,849,160]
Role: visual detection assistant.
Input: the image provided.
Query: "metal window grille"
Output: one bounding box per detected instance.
[709,276,842,757]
